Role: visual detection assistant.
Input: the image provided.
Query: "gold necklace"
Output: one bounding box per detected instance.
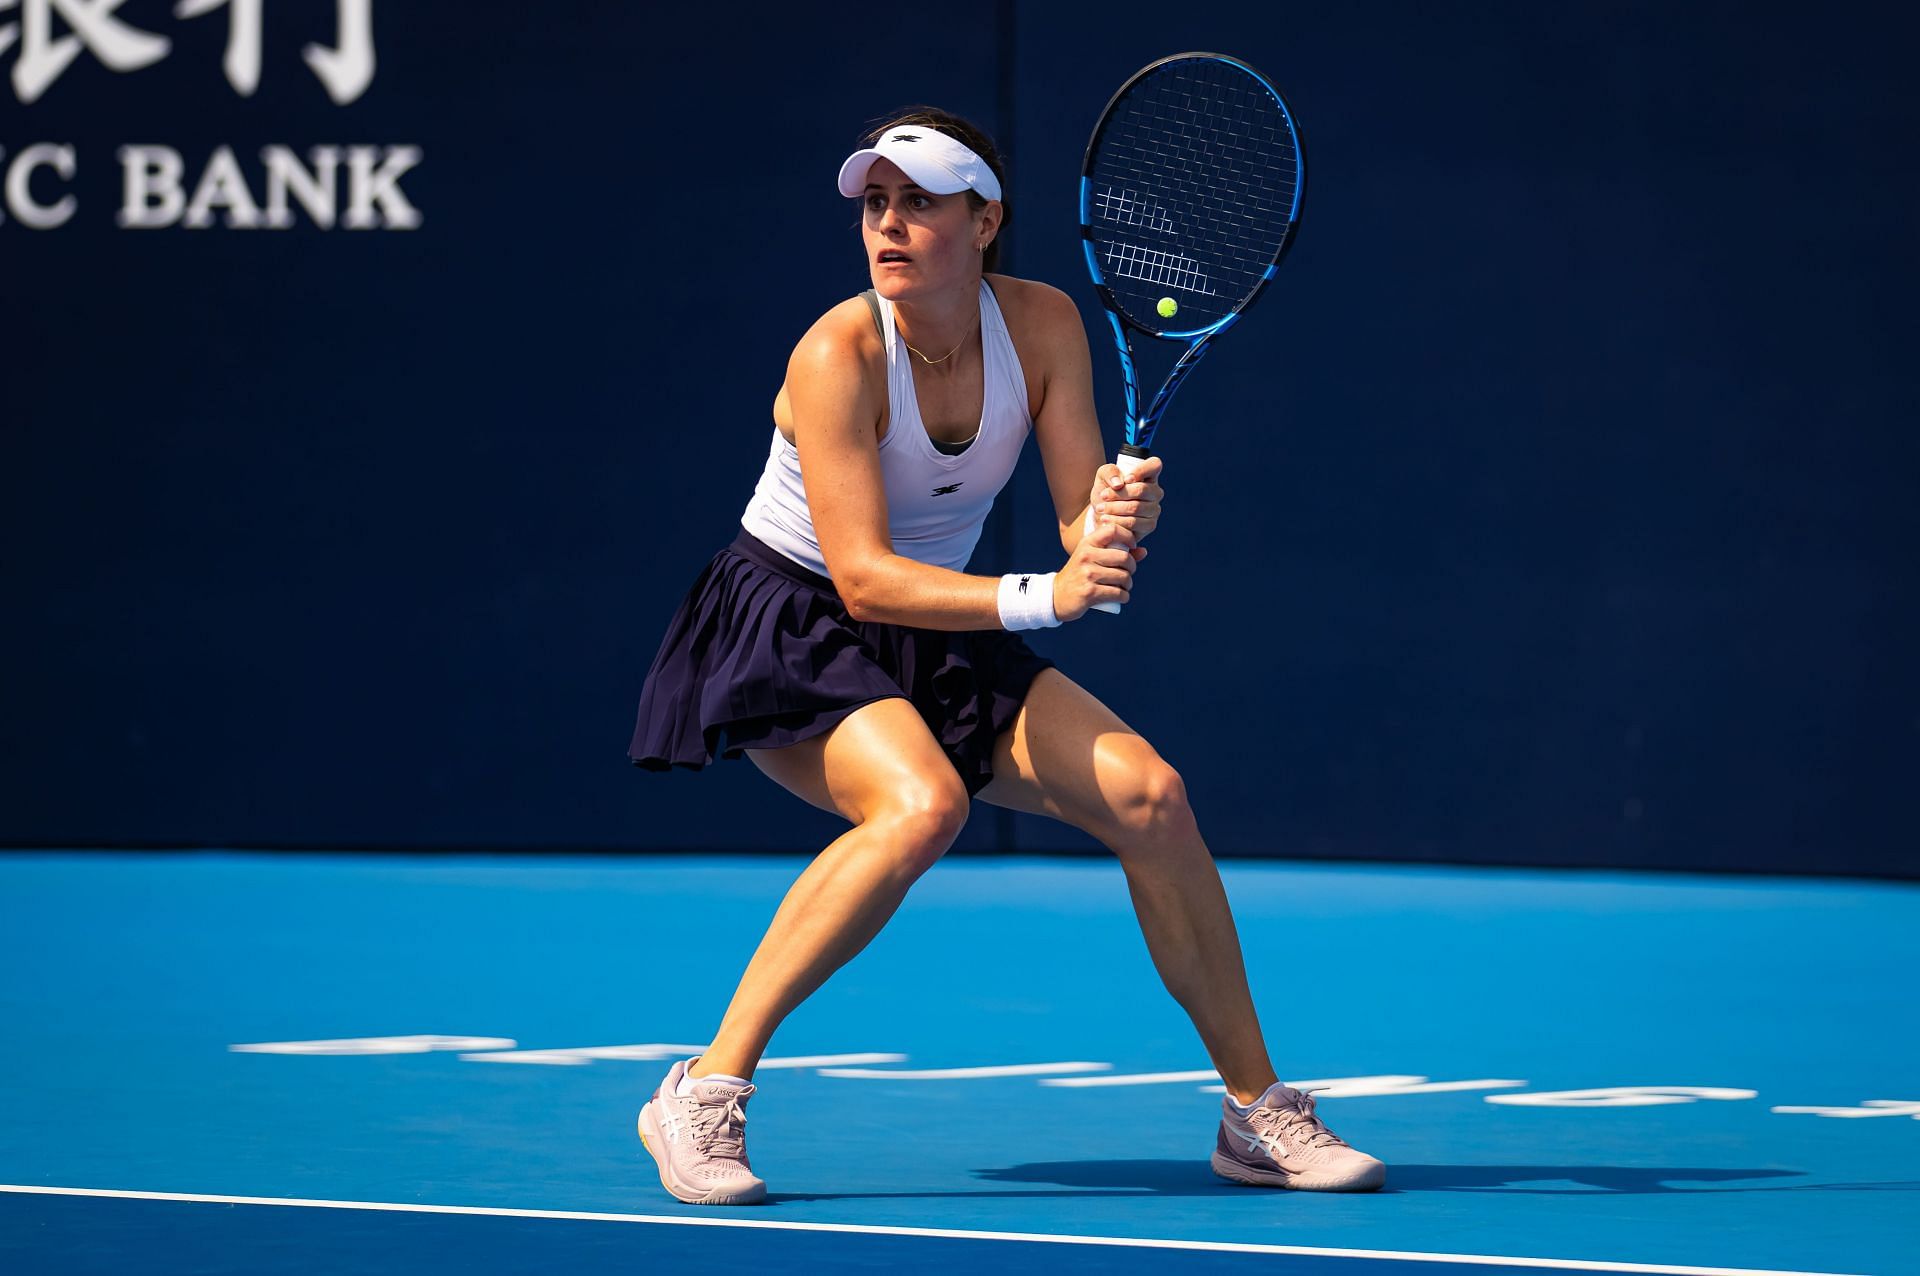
[901,319,977,365]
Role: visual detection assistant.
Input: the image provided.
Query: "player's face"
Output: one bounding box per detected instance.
[860,159,993,299]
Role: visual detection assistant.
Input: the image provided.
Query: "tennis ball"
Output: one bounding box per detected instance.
[1157,297,1178,318]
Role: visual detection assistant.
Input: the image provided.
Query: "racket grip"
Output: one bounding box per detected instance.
[1088,448,1151,616]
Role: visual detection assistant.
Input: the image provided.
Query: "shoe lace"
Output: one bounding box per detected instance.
[686,1094,748,1161]
[1258,1084,1346,1151]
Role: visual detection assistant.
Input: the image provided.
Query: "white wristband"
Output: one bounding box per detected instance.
[997,572,1061,630]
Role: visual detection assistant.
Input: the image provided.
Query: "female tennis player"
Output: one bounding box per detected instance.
[628,108,1385,1203]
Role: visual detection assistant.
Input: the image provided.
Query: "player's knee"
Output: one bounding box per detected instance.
[1116,760,1192,836]
[874,775,970,871]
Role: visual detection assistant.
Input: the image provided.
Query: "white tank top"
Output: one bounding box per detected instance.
[739,279,1032,577]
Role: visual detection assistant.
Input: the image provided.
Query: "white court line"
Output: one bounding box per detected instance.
[1041,1068,1221,1087]
[1042,1073,1530,1096]
[817,1062,1109,1080]
[759,1052,910,1070]
[0,1185,1863,1276]
[459,1047,906,1069]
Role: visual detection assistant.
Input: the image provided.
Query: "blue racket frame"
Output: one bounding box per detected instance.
[1078,52,1307,456]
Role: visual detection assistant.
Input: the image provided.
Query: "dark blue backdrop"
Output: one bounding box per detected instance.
[2,2,1913,877]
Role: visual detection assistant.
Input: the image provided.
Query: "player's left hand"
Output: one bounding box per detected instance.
[1091,457,1164,554]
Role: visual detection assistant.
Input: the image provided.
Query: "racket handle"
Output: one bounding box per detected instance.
[1087,448,1152,616]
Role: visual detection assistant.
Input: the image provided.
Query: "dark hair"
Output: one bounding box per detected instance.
[861,107,1009,273]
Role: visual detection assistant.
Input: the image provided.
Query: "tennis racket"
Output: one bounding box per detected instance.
[1080,52,1306,613]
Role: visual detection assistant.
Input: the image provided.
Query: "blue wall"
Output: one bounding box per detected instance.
[1,2,1913,876]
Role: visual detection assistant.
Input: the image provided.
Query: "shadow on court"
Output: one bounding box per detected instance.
[974,1161,1830,1195]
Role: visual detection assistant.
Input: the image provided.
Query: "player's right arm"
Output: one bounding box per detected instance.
[783,304,1133,629]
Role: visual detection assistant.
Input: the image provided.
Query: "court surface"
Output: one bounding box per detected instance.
[1,852,1914,1274]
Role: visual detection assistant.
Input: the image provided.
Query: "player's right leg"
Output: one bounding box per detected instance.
[638,696,968,1205]
[695,695,970,1079]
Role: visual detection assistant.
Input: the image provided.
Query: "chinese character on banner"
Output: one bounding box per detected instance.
[175,0,375,105]
[3,0,172,104]
[1,0,374,104]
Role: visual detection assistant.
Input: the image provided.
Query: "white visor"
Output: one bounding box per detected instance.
[837,127,1002,202]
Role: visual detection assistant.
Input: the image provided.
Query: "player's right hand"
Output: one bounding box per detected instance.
[1054,519,1142,622]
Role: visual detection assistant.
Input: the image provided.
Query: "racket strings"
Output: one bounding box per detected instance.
[1087,59,1300,331]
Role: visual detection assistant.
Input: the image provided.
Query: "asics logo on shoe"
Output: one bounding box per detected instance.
[1248,1130,1291,1159]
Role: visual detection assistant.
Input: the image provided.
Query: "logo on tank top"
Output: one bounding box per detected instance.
[931,482,964,496]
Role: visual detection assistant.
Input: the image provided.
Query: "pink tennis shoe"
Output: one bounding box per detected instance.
[637,1057,768,1206]
[1212,1081,1387,1191]
[638,1059,1380,1202]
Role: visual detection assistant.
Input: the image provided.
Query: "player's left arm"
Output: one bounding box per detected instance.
[1004,278,1163,555]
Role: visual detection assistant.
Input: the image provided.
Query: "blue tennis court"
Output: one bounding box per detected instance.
[2,852,1912,1274]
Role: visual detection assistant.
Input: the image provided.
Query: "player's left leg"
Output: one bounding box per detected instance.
[973,666,1280,1107]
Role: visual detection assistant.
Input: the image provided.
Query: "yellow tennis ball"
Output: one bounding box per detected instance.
[1157,297,1178,318]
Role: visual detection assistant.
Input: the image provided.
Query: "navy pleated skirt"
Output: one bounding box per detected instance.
[628,527,1057,798]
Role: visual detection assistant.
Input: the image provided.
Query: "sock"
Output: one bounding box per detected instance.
[677,1059,751,1096]
[1229,1081,1291,1114]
